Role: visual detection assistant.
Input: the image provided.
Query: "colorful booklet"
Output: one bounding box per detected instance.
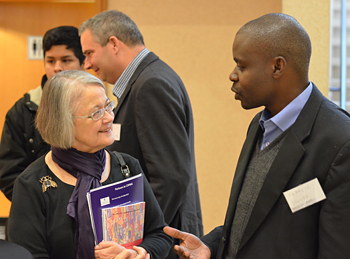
[102,201,145,249]
[87,173,144,245]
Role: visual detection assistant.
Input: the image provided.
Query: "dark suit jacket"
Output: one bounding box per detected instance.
[201,84,350,259]
[107,52,203,236]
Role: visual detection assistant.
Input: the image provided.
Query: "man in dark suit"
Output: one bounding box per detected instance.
[164,13,350,259]
[79,10,203,259]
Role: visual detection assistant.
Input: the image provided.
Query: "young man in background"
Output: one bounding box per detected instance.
[0,26,85,201]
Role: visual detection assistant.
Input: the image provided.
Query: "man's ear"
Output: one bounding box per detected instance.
[272,56,286,78]
[109,36,119,53]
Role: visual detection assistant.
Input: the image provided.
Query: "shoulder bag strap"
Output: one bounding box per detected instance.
[112,151,131,178]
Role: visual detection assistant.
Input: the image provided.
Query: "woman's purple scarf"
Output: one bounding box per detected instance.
[51,147,106,259]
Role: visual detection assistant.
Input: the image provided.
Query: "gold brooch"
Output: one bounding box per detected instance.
[39,176,58,193]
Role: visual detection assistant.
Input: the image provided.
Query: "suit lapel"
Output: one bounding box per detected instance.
[223,114,261,233]
[114,52,159,116]
[239,84,324,249]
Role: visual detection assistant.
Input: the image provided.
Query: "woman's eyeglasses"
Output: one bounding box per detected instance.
[74,100,115,121]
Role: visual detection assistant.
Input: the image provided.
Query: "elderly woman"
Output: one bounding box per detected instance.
[8,70,172,259]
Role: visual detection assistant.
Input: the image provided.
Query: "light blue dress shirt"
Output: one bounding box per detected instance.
[259,83,312,150]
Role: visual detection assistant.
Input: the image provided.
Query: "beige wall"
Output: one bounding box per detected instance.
[283,0,330,94]
[107,0,330,234]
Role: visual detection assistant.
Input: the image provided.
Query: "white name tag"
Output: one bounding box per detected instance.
[112,123,121,141]
[283,178,326,213]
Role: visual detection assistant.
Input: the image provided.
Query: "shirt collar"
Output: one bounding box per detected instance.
[112,48,150,98]
[260,82,313,132]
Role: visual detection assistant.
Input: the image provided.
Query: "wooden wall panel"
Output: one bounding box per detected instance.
[0,1,106,217]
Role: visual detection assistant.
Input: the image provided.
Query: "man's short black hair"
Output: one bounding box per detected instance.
[43,26,85,65]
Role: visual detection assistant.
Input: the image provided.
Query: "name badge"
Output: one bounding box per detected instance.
[112,123,121,141]
[283,178,326,213]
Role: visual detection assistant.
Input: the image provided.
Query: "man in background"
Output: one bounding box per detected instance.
[164,13,350,259]
[0,26,85,201]
[79,10,203,259]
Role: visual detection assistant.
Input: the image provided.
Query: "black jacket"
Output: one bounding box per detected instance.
[107,52,203,236]
[201,85,350,258]
[0,75,50,201]
[8,150,172,259]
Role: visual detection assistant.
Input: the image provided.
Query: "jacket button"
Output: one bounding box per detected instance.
[29,138,34,143]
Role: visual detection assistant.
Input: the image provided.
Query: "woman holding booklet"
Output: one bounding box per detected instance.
[8,70,172,259]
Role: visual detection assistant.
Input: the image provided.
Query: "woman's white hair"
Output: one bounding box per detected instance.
[36,70,105,149]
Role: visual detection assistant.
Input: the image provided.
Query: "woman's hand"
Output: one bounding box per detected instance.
[95,241,149,259]
[95,241,124,259]
[130,246,150,259]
